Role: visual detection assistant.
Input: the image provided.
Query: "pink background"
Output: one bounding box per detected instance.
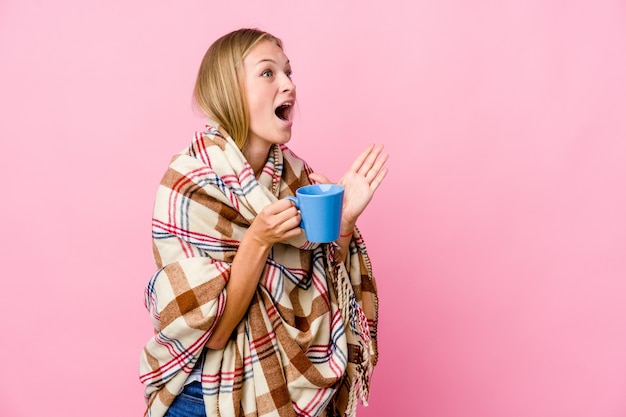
[1,1,625,416]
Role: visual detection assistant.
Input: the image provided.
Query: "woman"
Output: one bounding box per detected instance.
[139,28,388,417]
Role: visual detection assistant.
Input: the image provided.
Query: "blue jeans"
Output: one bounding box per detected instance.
[164,381,206,417]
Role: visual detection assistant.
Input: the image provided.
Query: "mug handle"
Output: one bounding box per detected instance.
[284,196,303,230]
[284,196,298,207]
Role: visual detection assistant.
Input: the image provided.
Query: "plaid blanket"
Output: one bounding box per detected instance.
[139,127,379,417]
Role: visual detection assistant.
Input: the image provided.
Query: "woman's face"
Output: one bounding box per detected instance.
[242,40,296,152]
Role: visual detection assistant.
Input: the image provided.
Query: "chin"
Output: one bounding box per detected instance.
[276,129,292,144]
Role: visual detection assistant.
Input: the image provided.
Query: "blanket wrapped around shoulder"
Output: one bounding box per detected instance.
[139,127,379,417]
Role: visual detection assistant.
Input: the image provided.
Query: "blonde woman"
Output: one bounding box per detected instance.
[139,28,388,417]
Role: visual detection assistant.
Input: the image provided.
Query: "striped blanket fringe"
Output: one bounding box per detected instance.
[327,239,376,417]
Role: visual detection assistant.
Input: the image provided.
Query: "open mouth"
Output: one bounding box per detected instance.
[275,102,292,121]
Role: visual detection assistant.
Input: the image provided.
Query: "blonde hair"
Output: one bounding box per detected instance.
[194,28,283,150]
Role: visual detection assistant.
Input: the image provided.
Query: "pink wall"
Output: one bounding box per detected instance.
[1,1,625,416]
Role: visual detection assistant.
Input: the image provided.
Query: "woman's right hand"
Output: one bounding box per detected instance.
[247,199,302,247]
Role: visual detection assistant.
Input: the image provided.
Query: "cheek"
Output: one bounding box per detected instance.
[247,91,271,121]
[247,98,264,125]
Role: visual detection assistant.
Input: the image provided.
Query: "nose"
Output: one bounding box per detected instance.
[281,73,295,93]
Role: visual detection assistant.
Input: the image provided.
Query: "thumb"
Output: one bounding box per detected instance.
[308,172,332,184]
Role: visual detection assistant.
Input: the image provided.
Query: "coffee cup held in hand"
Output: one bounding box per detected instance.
[285,184,344,243]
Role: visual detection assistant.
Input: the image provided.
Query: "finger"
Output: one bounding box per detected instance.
[266,198,296,214]
[349,143,376,173]
[365,151,389,182]
[281,225,303,240]
[277,209,302,233]
[265,205,298,232]
[357,144,384,176]
[363,144,384,171]
[309,172,331,184]
[369,166,389,193]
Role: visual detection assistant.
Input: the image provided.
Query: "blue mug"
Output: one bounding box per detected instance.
[285,184,344,243]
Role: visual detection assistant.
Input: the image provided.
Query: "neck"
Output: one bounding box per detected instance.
[243,143,271,178]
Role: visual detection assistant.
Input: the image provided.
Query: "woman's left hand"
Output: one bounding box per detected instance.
[309,143,388,228]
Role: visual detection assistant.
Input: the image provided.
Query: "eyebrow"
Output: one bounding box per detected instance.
[255,58,290,66]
